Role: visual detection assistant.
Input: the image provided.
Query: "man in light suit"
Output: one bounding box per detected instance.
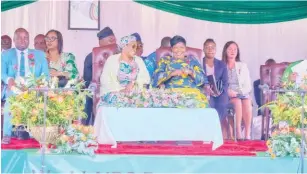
[1,28,49,144]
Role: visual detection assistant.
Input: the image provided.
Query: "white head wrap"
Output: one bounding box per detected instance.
[119,35,137,50]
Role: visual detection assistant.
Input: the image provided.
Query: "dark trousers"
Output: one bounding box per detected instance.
[209,92,229,121]
[82,96,94,125]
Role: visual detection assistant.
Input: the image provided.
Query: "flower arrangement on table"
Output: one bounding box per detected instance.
[262,77,307,158]
[55,124,98,156]
[101,87,208,108]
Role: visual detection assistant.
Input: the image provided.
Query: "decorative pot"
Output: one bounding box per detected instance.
[29,126,60,153]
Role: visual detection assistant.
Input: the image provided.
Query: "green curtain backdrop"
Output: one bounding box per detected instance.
[135,1,307,24]
[1,1,36,12]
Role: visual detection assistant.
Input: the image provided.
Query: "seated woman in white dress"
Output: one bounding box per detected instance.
[94,35,150,144]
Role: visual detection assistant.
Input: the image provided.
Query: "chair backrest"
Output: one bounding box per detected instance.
[92,44,118,116]
[260,62,290,89]
[270,63,290,89]
[259,62,290,105]
[92,44,118,84]
[155,47,203,63]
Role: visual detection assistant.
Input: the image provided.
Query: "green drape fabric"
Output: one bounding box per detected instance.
[1,1,36,12]
[135,1,307,24]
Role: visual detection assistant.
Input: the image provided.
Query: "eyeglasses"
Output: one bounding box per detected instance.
[45,36,58,42]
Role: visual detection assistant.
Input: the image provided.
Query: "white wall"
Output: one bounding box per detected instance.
[2,0,307,82]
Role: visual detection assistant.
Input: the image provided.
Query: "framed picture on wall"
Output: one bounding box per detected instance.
[68,0,100,30]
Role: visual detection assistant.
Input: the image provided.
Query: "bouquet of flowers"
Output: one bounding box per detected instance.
[267,127,307,158]
[55,124,98,156]
[101,88,208,108]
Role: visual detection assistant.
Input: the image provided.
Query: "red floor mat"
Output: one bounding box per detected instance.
[1,138,267,156]
[1,138,41,149]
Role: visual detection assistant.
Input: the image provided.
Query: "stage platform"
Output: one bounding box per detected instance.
[1,139,306,173]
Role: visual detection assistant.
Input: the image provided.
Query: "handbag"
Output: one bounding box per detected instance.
[58,76,68,88]
[12,125,30,140]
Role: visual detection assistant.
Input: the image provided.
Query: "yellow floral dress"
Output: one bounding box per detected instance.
[153,56,209,107]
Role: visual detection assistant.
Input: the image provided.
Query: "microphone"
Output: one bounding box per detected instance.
[259,83,270,93]
[268,69,272,86]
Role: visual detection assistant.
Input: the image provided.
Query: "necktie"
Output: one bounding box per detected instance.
[20,51,25,77]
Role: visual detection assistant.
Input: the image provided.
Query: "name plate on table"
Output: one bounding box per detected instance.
[94,107,223,150]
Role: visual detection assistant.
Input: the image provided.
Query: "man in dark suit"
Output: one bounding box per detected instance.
[83,27,117,125]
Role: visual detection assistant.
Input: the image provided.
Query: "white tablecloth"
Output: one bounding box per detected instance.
[94,107,223,150]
